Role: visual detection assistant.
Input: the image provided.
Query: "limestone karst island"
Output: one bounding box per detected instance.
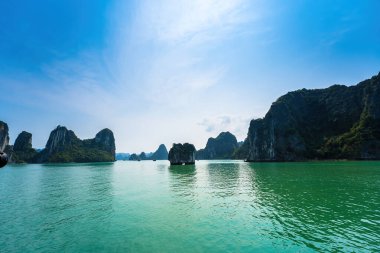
[1,1,379,252]
[2,72,379,165]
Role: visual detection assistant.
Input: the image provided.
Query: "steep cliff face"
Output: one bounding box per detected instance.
[168,143,196,165]
[246,72,380,161]
[232,139,249,159]
[196,132,238,159]
[0,121,9,152]
[93,128,116,157]
[37,126,116,163]
[45,126,81,155]
[14,131,33,151]
[12,131,37,163]
[150,144,168,160]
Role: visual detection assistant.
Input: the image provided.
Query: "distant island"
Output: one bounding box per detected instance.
[127,144,169,161]
[1,72,379,164]
[0,124,115,163]
[196,131,239,160]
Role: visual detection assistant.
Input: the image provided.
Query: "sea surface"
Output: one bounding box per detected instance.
[0,161,379,253]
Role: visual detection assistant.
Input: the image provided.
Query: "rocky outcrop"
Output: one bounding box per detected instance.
[0,151,8,168]
[245,72,380,161]
[0,121,9,152]
[12,131,37,163]
[196,132,238,159]
[150,144,168,160]
[116,153,130,160]
[129,153,140,161]
[168,143,196,165]
[139,152,147,160]
[36,126,116,163]
[232,138,249,159]
[14,131,33,151]
[44,126,81,155]
[93,128,116,158]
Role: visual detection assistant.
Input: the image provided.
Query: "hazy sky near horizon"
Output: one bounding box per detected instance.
[1,0,380,153]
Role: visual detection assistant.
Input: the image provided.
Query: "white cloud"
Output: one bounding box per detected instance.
[198,115,251,141]
[127,0,260,109]
[137,0,253,44]
[2,0,262,152]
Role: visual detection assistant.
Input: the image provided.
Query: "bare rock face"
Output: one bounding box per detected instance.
[36,126,116,163]
[0,151,8,168]
[45,126,80,155]
[93,128,116,157]
[12,131,37,163]
[168,143,196,165]
[196,132,238,159]
[14,131,33,151]
[0,121,9,152]
[245,72,380,161]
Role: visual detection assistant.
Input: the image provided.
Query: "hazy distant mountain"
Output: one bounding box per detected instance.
[196,132,238,159]
[150,144,168,160]
[129,153,140,161]
[116,153,130,160]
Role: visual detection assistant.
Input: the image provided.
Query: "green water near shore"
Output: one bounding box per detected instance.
[1,161,379,252]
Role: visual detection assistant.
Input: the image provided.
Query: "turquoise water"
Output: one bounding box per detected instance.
[0,161,379,252]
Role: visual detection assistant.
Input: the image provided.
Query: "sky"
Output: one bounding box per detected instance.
[1,0,380,153]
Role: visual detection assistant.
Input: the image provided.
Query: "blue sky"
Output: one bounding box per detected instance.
[1,0,380,153]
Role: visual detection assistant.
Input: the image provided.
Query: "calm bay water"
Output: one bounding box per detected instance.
[0,161,379,252]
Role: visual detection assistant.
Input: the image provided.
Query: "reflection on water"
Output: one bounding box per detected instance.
[0,161,379,252]
[247,162,380,252]
[167,161,380,252]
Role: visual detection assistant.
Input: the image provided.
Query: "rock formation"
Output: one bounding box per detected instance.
[36,126,115,163]
[150,144,168,160]
[196,132,238,159]
[11,131,37,163]
[0,121,9,152]
[168,143,196,165]
[14,131,33,151]
[245,72,380,161]
[139,152,147,160]
[129,153,140,161]
[116,153,130,160]
[232,138,249,159]
[0,151,8,168]
[93,128,116,158]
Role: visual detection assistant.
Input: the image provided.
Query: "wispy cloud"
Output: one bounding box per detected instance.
[136,0,254,44]
[1,0,262,151]
[127,0,259,108]
[198,115,251,141]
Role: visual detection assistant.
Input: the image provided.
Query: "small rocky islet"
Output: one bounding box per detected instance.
[168,143,196,165]
[1,72,380,164]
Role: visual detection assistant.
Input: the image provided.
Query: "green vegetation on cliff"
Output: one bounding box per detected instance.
[169,143,196,165]
[196,132,239,159]
[245,72,380,161]
[34,126,115,163]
